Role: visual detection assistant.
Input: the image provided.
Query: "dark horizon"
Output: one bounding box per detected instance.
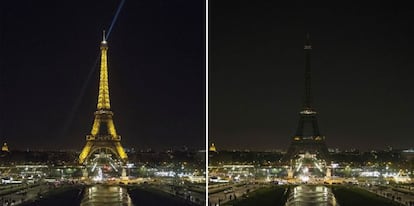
[0,0,206,150]
[210,4,414,151]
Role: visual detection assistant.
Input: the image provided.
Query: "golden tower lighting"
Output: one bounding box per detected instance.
[79,32,128,164]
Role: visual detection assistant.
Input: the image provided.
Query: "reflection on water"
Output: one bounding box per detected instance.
[81,185,133,206]
[285,185,339,206]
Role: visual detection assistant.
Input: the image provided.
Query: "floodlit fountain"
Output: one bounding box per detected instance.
[285,185,339,206]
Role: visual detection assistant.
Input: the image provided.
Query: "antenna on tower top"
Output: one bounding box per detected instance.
[305,32,311,48]
[102,30,107,43]
[303,33,312,108]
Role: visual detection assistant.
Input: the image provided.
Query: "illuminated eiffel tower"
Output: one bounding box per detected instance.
[283,34,329,162]
[78,32,128,165]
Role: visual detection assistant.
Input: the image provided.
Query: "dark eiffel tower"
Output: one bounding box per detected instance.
[283,34,329,162]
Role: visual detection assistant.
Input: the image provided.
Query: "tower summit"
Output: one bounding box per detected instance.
[283,34,329,162]
[79,32,128,165]
[303,33,312,109]
[97,30,110,110]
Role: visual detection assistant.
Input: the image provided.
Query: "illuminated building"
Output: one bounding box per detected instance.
[209,143,217,152]
[1,143,9,152]
[79,32,128,164]
[283,34,329,162]
[401,149,414,160]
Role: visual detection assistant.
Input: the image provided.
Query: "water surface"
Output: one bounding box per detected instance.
[285,185,339,206]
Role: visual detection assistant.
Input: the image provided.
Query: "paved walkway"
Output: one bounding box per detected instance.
[362,185,414,206]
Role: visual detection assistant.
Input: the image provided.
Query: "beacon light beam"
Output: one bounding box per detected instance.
[106,0,126,40]
[59,55,99,140]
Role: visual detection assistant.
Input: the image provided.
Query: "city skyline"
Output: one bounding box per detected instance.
[0,0,205,150]
[2,2,414,206]
[210,5,414,150]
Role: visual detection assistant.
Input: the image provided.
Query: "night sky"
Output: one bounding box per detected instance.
[0,0,205,151]
[210,4,414,151]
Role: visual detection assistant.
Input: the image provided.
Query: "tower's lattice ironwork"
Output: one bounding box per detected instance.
[283,34,329,162]
[79,32,128,164]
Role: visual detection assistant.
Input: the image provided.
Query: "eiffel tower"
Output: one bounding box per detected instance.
[283,34,329,162]
[78,32,128,165]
